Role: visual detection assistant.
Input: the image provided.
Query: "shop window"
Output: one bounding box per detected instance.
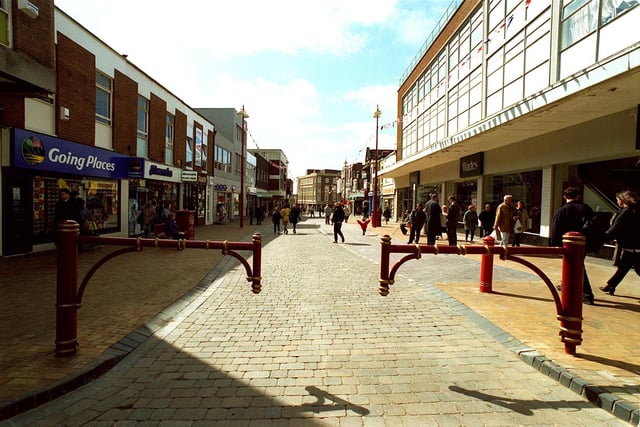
[484,170,542,233]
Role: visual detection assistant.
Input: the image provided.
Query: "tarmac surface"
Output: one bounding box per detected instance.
[1,215,639,425]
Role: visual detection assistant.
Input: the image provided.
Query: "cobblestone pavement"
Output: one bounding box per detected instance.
[2,217,636,425]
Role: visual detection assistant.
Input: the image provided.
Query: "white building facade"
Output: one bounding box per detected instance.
[383,0,640,249]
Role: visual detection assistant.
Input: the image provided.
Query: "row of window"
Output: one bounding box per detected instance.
[96,71,208,170]
[400,0,638,159]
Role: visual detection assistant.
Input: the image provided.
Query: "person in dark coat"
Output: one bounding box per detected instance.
[407,203,426,244]
[290,203,301,234]
[54,188,81,225]
[164,212,185,240]
[446,195,461,246]
[550,187,595,305]
[424,194,442,245]
[331,203,345,243]
[478,203,496,238]
[600,190,640,295]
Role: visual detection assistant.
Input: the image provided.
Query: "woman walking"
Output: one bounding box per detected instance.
[599,190,640,295]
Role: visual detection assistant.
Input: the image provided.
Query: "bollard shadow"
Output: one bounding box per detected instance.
[448,385,593,416]
[575,353,640,376]
[304,386,370,415]
[6,335,370,423]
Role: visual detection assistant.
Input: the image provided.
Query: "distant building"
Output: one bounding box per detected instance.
[297,169,341,212]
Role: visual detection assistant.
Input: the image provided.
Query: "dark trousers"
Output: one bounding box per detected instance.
[447,225,457,246]
[333,222,344,242]
[408,224,421,243]
[607,251,640,288]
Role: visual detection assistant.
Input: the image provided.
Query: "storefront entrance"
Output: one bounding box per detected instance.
[2,170,32,255]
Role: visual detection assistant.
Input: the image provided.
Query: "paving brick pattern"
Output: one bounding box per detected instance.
[3,218,635,425]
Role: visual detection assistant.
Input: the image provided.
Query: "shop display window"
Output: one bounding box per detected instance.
[32,176,120,243]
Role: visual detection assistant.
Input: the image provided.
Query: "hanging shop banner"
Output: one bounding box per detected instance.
[11,128,143,179]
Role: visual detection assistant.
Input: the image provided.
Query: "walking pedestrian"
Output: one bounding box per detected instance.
[407,203,426,244]
[424,193,442,245]
[290,203,301,234]
[324,204,332,225]
[550,187,596,305]
[272,207,282,234]
[512,200,529,247]
[494,195,515,247]
[331,202,345,243]
[599,190,640,295]
[478,203,495,238]
[383,206,391,225]
[399,209,411,235]
[281,204,291,235]
[463,205,478,243]
[446,195,461,246]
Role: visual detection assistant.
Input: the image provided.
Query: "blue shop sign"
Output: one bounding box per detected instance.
[11,128,143,179]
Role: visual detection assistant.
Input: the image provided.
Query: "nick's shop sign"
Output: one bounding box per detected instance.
[459,152,483,178]
[11,128,142,179]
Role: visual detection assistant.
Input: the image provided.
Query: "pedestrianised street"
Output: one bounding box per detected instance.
[4,219,632,425]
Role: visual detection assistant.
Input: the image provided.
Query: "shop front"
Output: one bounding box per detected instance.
[214,183,232,224]
[128,162,182,236]
[3,128,140,256]
[181,170,207,226]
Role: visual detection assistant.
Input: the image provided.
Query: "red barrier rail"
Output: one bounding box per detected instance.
[378,232,586,355]
[55,220,262,357]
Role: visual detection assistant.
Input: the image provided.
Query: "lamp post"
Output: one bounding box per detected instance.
[372,105,382,227]
[238,105,249,228]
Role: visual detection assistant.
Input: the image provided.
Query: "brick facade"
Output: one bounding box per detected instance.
[112,70,138,155]
[11,0,55,69]
[148,93,166,162]
[55,32,95,145]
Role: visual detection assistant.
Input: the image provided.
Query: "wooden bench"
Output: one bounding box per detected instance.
[153,223,168,239]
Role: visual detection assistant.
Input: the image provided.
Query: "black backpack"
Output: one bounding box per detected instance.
[581,214,606,253]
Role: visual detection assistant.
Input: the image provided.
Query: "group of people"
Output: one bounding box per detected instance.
[271,203,302,235]
[550,187,640,305]
[54,188,98,238]
[403,193,462,246]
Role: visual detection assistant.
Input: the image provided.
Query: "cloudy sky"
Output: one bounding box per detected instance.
[55,0,450,181]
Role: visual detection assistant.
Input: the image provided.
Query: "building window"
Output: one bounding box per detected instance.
[96,71,112,125]
[165,113,174,165]
[0,0,9,46]
[186,136,194,169]
[201,130,208,171]
[215,146,231,173]
[137,95,149,158]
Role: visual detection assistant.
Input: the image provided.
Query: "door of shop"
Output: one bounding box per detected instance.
[2,170,33,255]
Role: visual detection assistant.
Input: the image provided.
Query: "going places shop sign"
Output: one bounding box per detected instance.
[11,128,143,179]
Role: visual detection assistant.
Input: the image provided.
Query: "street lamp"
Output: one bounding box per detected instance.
[372,105,382,227]
[238,105,249,228]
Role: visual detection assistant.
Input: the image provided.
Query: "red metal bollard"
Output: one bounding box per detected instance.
[379,235,392,296]
[55,220,80,357]
[479,235,495,293]
[559,232,585,355]
[250,233,263,294]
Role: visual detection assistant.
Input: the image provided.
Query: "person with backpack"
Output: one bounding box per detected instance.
[550,187,596,305]
[599,190,640,295]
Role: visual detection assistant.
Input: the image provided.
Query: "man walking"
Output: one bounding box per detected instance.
[551,187,596,305]
[407,203,426,244]
[446,195,461,246]
[424,193,443,245]
[494,195,515,247]
[331,203,345,243]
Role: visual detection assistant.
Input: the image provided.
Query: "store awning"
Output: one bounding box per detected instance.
[348,192,364,200]
[256,190,272,198]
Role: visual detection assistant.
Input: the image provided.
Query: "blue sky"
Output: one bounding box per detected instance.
[55,0,450,181]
